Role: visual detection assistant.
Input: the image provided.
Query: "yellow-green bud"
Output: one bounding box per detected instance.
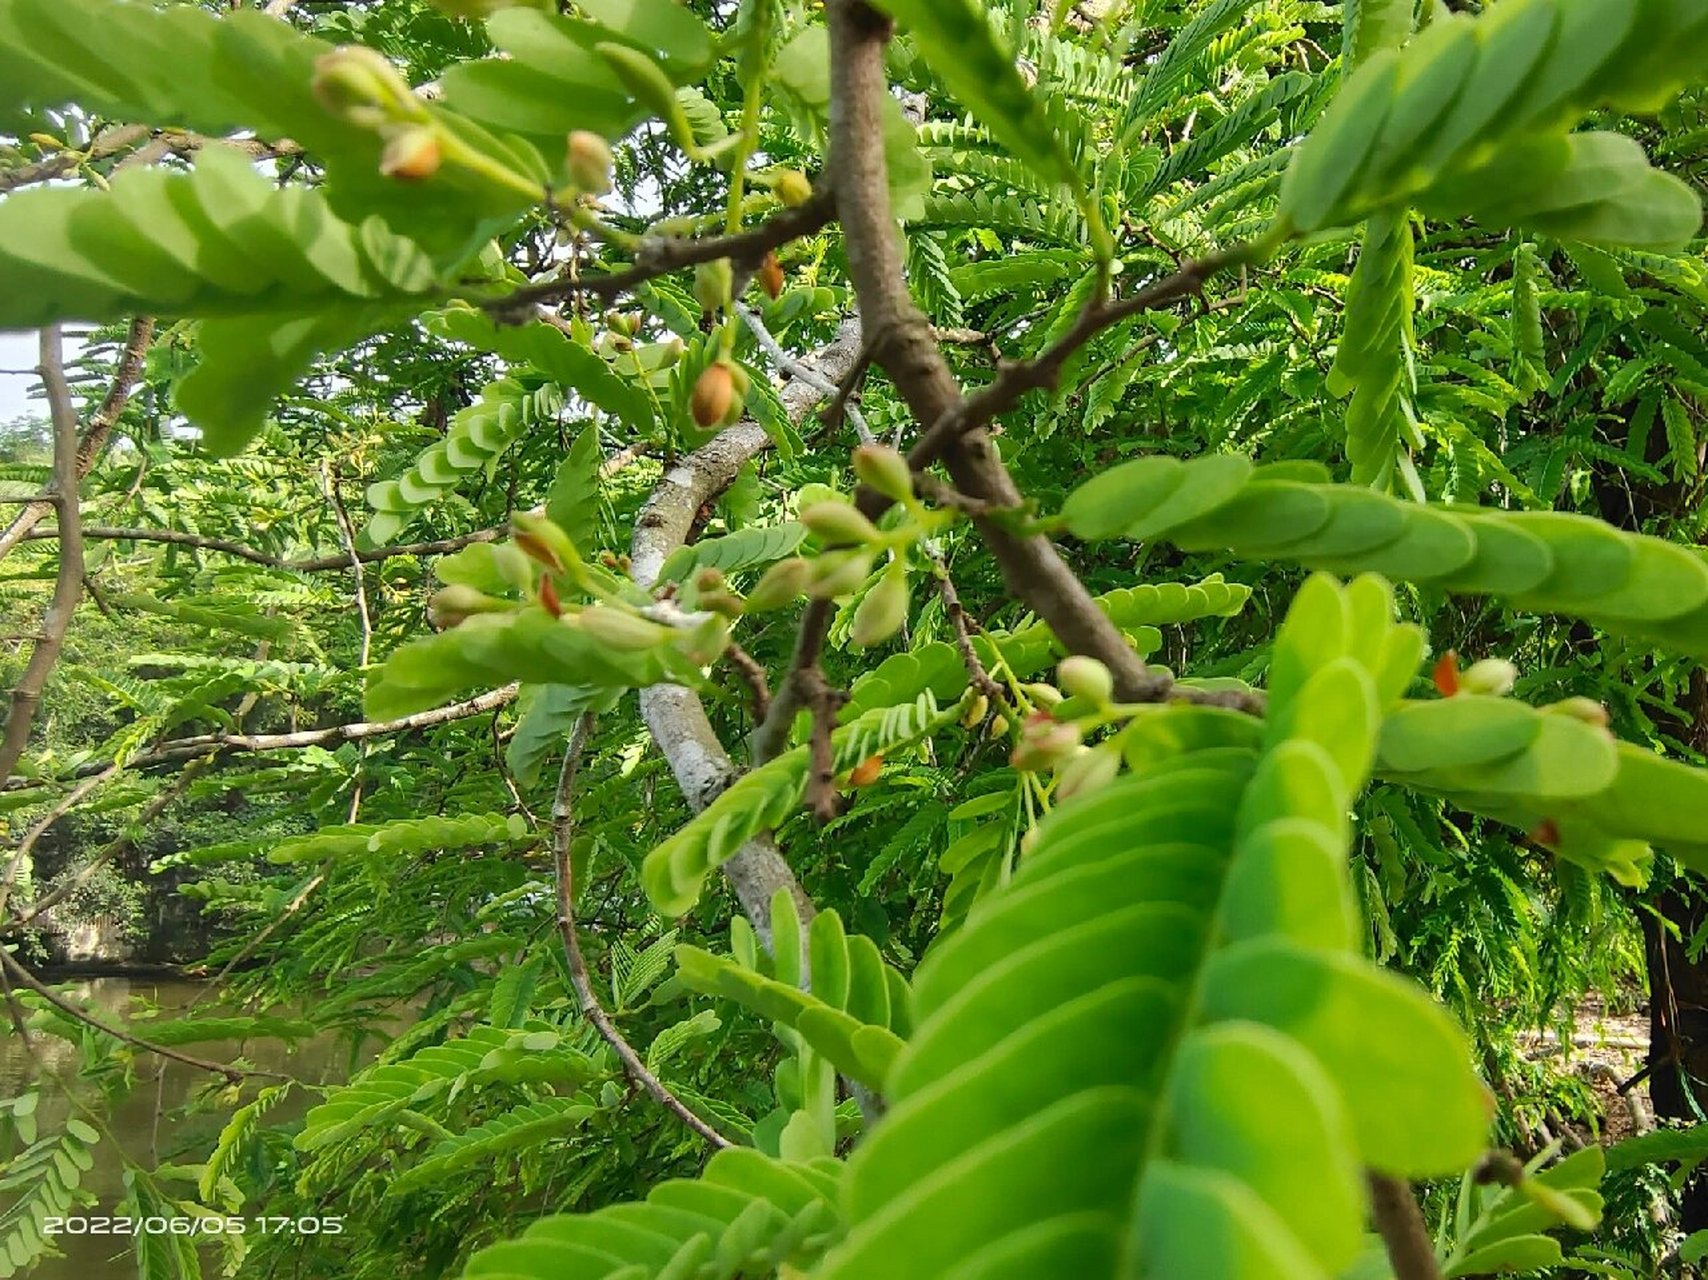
[566,129,614,194]
[959,693,990,729]
[852,443,913,503]
[774,168,814,207]
[746,557,813,611]
[800,500,879,548]
[428,584,507,629]
[692,258,734,313]
[577,606,668,651]
[492,542,535,592]
[1544,696,1610,727]
[312,46,423,128]
[1460,658,1518,697]
[1055,745,1120,800]
[1022,682,1064,710]
[1057,656,1114,706]
[807,549,874,600]
[676,613,731,665]
[851,567,909,648]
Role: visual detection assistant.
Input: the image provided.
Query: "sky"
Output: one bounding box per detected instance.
[0,329,45,421]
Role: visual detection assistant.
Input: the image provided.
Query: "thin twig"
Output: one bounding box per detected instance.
[0,317,154,564]
[0,763,123,922]
[321,465,374,821]
[0,685,521,793]
[552,719,732,1148]
[489,188,836,314]
[20,523,503,570]
[0,329,86,790]
[0,948,284,1085]
[724,641,772,723]
[796,667,846,824]
[1367,1172,1443,1280]
[737,303,874,443]
[935,570,1006,706]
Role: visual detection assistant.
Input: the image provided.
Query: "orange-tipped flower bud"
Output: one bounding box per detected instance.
[1010,712,1082,771]
[379,127,441,181]
[691,361,737,428]
[759,250,784,300]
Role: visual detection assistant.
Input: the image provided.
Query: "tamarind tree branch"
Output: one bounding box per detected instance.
[488,186,836,313]
[552,718,732,1149]
[0,329,87,790]
[1367,1172,1444,1280]
[0,316,154,565]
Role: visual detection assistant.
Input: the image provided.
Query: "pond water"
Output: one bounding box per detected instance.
[1,976,362,1280]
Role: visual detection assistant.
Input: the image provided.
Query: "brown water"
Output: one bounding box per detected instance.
[0,977,358,1280]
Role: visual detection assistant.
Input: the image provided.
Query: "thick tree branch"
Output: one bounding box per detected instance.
[0,317,154,564]
[0,329,86,790]
[0,686,520,793]
[824,1,1177,709]
[631,319,863,943]
[489,187,836,314]
[552,719,732,1148]
[1367,1172,1443,1280]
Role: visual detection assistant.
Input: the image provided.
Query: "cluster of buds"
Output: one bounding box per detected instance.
[690,358,751,428]
[1005,657,1124,803]
[1011,710,1082,772]
[1431,650,1518,698]
[313,47,444,182]
[692,567,746,617]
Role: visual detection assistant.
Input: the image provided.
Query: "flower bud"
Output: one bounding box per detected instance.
[691,361,736,428]
[379,126,441,181]
[960,693,990,729]
[676,613,731,665]
[847,754,884,787]
[851,567,909,648]
[1432,650,1460,697]
[428,584,507,629]
[511,511,579,575]
[693,566,727,593]
[492,542,535,592]
[577,605,668,651]
[1459,657,1517,697]
[758,250,784,300]
[852,443,913,503]
[1544,696,1610,728]
[1055,745,1121,800]
[693,258,734,313]
[1022,682,1064,710]
[312,46,421,128]
[1010,712,1082,771]
[800,500,879,547]
[807,549,874,599]
[774,168,813,207]
[988,714,1010,738]
[697,588,746,617]
[746,557,813,611]
[1057,656,1114,706]
[538,575,563,618]
[565,129,614,194]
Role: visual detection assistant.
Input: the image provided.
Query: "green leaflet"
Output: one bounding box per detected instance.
[1061,455,1708,657]
[266,812,531,864]
[365,380,566,545]
[0,1121,99,1279]
[459,1149,845,1279]
[642,693,957,916]
[391,1098,596,1195]
[1441,1147,1604,1278]
[676,910,908,1092]
[868,0,1080,199]
[1327,211,1416,491]
[363,607,705,721]
[295,1025,598,1152]
[816,574,1487,1278]
[1280,0,1708,247]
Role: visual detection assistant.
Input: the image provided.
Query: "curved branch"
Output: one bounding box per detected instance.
[553,719,732,1149]
[0,316,154,564]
